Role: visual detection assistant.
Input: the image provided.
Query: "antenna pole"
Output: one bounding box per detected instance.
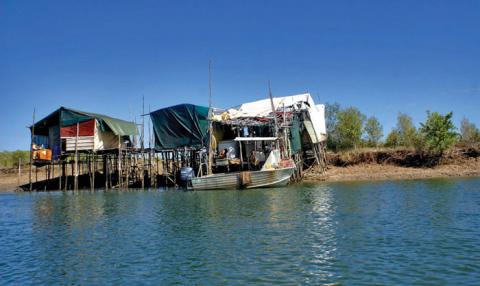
[207,60,213,175]
[268,81,278,137]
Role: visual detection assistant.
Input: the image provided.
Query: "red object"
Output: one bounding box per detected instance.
[280,159,295,168]
[60,119,95,137]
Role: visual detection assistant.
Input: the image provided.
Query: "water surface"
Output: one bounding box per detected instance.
[1,178,480,285]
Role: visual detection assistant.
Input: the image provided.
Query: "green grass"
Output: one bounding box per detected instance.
[0,150,30,168]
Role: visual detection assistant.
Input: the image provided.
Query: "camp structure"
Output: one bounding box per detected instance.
[25,107,139,191]
[30,107,138,161]
[150,93,327,190]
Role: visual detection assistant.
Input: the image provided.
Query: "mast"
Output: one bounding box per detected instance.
[268,81,280,151]
[207,60,213,175]
[268,81,278,137]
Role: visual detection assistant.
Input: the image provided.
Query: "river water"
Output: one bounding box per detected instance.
[1,178,479,285]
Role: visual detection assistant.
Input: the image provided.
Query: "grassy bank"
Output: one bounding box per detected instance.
[0,150,29,168]
[305,147,480,183]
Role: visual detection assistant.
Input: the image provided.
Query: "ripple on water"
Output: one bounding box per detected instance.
[0,178,480,285]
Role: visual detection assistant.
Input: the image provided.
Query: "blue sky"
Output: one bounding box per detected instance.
[1,0,479,150]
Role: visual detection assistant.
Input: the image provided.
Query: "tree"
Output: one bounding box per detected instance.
[385,130,400,147]
[364,116,383,147]
[460,118,480,145]
[335,107,365,149]
[396,113,417,147]
[325,102,341,149]
[419,111,457,154]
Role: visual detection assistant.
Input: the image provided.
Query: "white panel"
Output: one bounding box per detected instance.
[65,136,95,151]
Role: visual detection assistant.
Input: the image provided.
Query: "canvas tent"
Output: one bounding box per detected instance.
[31,107,138,156]
[150,104,210,150]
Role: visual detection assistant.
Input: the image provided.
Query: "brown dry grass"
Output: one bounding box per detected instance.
[0,167,47,192]
[305,147,480,183]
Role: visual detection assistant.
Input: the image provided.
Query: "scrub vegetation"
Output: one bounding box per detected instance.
[325,102,479,155]
[0,150,29,168]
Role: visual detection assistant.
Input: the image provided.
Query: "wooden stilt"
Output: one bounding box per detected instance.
[92,153,96,190]
[74,122,79,191]
[29,108,35,191]
[59,160,62,190]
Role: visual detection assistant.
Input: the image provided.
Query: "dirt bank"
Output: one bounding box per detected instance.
[0,167,47,192]
[1,148,479,191]
[305,147,480,183]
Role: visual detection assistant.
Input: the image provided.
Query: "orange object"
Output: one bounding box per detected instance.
[33,149,52,161]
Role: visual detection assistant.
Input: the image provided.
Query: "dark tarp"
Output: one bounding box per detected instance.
[290,117,302,153]
[31,107,138,136]
[150,104,210,150]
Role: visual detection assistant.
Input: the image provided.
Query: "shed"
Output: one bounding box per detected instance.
[31,107,138,159]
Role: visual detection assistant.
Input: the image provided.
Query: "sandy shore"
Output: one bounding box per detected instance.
[1,156,478,191]
[0,167,47,192]
[304,158,480,183]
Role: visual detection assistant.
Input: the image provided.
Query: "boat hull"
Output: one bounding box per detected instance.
[191,167,295,190]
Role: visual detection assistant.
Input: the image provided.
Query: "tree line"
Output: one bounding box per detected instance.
[325,103,480,154]
[0,150,30,169]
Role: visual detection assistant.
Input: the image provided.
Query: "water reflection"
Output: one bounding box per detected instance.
[1,178,479,285]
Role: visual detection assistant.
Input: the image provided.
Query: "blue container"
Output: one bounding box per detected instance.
[180,167,194,182]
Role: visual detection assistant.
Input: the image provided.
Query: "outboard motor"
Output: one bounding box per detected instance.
[179,167,194,189]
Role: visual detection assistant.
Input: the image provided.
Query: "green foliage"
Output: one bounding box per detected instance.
[364,116,383,147]
[396,113,418,147]
[0,150,30,168]
[384,130,400,148]
[325,102,341,149]
[419,111,457,154]
[460,118,480,145]
[335,107,365,149]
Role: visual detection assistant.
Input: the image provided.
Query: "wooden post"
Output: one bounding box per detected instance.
[29,108,35,191]
[64,160,68,191]
[74,122,79,191]
[17,157,21,187]
[125,153,129,189]
[118,135,122,188]
[58,159,62,190]
[104,155,108,190]
[141,96,145,189]
[92,153,96,190]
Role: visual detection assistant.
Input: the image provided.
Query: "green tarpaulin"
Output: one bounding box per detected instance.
[150,104,210,150]
[290,117,302,153]
[32,107,138,136]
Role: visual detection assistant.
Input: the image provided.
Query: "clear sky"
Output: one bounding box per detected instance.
[1,0,479,150]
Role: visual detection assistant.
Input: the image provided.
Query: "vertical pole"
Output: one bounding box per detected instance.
[29,108,35,191]
[17,157,21,187]
[63,161,67,191]
[58,160,62,190]
[92,153,96,189]
[104,155,108,190]
[141,96,145,188]
[126,153,129,189]
[268,81,278,137]
[74,122,79,191]
[207,60,214,175]
[88,153,92,190]
[118,135,122,188]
